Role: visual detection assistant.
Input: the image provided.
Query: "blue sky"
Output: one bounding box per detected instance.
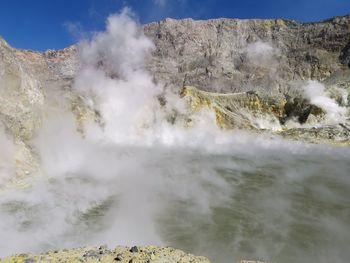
[0,0,349,51]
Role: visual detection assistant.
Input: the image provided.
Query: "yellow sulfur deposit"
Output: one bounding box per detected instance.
[180,86,286,130]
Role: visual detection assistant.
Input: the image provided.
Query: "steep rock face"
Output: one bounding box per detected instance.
[144,16,350,93]
[2,15,350,98]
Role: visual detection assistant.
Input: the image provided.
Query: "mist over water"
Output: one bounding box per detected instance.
[0,9,350,263]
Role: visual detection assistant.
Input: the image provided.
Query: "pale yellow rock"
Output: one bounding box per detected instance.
[0,246,211,263]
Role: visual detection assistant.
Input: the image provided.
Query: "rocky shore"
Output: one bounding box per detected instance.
[0,246,210,263]
[0,247,268,263]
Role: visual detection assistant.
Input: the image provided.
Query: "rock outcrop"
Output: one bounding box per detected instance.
[180,85,350,144]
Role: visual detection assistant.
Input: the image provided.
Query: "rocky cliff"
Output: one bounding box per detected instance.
[144,16,350,93]
[3,15,350,102]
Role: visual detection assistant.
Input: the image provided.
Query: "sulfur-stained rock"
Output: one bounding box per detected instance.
[180,86,286,130]
[179,86,349,144]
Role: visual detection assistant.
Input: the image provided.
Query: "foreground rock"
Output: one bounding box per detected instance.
[0,246,210,263]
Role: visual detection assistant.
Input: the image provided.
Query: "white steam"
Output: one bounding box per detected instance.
[0,125,15,187]
[246,41,280,72]
[72,8,234,148]
[303,81,347,123]
[74,8,163,144]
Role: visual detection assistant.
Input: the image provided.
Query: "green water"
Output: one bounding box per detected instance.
[0,142,349,263]
[158,153,350,263]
